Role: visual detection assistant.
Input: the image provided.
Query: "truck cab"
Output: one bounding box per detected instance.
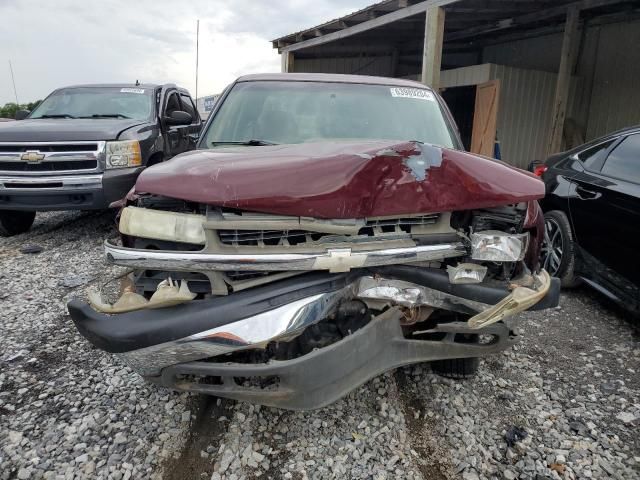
[0,83,201,235]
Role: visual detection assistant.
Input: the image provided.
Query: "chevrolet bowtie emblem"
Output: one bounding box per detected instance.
[21,151,46,162]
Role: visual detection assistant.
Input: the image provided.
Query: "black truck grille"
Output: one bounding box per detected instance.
[0,144,98,153]
[0,160,97,172]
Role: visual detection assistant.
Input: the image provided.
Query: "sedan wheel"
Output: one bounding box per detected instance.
[540,210,579,288]
[541,217,563,276]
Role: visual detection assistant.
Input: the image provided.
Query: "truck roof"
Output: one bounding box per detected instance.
[236,73,433,90]
[53,83,191,95]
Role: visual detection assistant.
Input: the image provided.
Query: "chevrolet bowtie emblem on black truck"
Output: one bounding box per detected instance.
[21,151,46,162]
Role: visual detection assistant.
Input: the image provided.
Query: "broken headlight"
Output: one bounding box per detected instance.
[470,231,528,262]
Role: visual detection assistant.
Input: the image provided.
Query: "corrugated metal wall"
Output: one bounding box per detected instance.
[482,19,640,143]
[585,20,640,139]
[490,65,582,168]
[440,64,491,87]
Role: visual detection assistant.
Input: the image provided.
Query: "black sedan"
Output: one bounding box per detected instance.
[534,126,640,313]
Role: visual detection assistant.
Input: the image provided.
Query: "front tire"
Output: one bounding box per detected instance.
[0,210,36,236]
[431,333,479,379]
[431,357,479,379]
[541,210,579,287]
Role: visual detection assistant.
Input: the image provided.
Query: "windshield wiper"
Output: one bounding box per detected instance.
[79,114,131,119]
[38,114,76,119]
[210,139,279,147]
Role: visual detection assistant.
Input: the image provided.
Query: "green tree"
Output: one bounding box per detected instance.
[0,100,42,119]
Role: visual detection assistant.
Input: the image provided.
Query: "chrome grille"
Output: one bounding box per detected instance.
[0,141,104,174]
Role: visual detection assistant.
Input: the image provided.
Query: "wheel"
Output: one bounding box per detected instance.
[431,333,479,379]
[541,210,579,288]
[0,210,36,236]
[431,357,479,379]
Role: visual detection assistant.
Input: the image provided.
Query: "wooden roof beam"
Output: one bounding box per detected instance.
[278,0,460,53]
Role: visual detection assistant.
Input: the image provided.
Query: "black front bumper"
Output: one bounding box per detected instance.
[68,266,560,353]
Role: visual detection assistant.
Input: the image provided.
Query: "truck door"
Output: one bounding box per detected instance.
[161,89,190,158]
[179,93,202,151]
[568,133,640,307]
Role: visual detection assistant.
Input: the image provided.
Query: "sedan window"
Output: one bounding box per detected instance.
[601,134,640,183]
[576,139,614,169]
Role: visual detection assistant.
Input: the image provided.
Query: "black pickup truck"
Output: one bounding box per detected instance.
[0,83,201,235]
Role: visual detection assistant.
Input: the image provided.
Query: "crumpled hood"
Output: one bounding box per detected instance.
[134,140,544,219]
[0,118,147,142]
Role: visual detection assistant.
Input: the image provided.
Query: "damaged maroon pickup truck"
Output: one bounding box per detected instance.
[68,73,559,410]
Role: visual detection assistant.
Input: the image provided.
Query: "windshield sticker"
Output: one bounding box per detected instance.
[390,87,434,101]
[120,88,145,94]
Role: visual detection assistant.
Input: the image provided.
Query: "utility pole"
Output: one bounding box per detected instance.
[9,60,19,105]
[195,19,200,102]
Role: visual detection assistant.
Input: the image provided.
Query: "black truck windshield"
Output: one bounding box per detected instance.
[30,87,153,121]
[203,81,456,148]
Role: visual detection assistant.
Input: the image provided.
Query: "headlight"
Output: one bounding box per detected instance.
[470,231,528,262]
[119,206,205,245]
[105,140,142,169]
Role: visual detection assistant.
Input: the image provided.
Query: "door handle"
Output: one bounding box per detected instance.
[575,185,601,200]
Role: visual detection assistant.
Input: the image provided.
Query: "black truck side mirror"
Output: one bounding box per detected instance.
[165,110,192,126]
[15,110,30,120]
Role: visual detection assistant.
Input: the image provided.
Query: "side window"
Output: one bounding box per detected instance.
[601,134,640,183]
[180,94,198,123]
[165,92,181,116]
[576,139,614,169]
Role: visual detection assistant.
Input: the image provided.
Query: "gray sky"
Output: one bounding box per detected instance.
[0,0,373,105]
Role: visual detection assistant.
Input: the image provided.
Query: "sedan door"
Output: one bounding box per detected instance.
[568,133,640,307]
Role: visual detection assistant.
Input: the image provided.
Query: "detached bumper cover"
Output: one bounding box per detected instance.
[69,266,559,408]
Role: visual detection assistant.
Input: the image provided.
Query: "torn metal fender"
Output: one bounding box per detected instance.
[467,269,551,329]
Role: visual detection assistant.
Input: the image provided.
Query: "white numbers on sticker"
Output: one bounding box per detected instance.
[121,88,145,94]
[390,87,435,101]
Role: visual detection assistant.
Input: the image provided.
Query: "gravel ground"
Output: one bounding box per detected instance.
[1,211,639,480]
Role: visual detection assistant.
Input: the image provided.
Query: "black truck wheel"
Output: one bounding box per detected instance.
[0,210,36,236]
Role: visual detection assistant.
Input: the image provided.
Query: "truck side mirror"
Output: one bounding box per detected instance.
[165,110,192,126]
[15,110,30,120]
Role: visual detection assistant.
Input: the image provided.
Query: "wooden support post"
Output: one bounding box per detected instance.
[421,6,445,90]
[547,6,580,155]
[281,51,295,73]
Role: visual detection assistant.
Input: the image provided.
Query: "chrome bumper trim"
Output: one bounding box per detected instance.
[118,291,344,376]
[0,174,102,190]
[104,241,467,273]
